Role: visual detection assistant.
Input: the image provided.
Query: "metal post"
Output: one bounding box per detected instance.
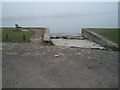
[6,33,8,39]
[23,34,26,40]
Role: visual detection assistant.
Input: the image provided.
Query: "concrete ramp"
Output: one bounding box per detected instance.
[51,39,104,49]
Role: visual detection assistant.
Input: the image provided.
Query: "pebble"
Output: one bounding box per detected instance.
[48,50,50,52]
[87,56,91,59]
[59,53,64,55]
[42,53,46,55]
[55,54,59,57]
[77,53,81,55]
[6,52,17,55]
[36,53,39,55]
[88,52,90,54]
[26,53,30,55]
[10,83,15,86]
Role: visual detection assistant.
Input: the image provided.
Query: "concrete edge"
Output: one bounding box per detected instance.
[81,28,118,47]
[43,28,51,41]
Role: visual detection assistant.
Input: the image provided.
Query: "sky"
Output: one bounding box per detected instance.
[1,2,118,33]
[2,2,118,19]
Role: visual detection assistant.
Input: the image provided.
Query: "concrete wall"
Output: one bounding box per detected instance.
[43,28,51,42]
[81,28,118,47]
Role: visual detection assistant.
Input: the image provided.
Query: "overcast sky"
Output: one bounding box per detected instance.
[2,2,118,33]
[2,2,118,19]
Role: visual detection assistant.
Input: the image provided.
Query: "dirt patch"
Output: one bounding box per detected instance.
[2,42,118,88]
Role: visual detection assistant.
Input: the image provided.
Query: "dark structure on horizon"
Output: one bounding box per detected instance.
[15,24,22,30]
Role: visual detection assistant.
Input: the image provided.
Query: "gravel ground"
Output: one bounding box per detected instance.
[2,42,118,88]
[0,45,2,89]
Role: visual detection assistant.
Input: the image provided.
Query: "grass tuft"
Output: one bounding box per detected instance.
[88,28,118,44]
[2,28,35,43]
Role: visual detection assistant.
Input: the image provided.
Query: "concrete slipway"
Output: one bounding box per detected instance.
[51,39,104,49]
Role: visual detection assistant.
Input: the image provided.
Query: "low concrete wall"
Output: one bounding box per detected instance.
[43,28,51,42]
[43,28,52,45]
[81,28,118,47]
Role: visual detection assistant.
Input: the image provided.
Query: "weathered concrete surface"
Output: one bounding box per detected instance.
[2,43,118,88]
[82,28,118,47]
[43,29,51,42]
[51,39,104,49]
